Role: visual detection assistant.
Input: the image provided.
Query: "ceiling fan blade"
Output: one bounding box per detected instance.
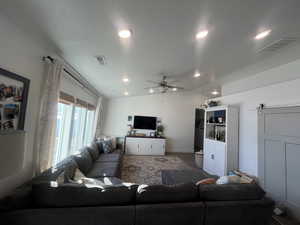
[168,80,180,84]
[144,86,160,89]
[166,85,184,89]
[146,80,161,84]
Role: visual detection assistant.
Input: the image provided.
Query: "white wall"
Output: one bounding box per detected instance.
[103,92,206,153]
[0,14,55,196]
[214,58,300,176]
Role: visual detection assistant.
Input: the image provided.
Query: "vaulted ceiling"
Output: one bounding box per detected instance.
[1,0,300,98]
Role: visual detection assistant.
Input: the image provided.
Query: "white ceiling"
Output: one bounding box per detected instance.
[1,0,300,98]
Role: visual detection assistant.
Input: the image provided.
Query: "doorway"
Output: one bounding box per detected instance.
[194,108,205,152]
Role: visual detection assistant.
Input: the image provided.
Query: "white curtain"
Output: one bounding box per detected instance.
[35,60,63,173]
[93,97,103,139]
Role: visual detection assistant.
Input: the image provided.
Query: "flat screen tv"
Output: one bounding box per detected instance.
[133,116,157,130]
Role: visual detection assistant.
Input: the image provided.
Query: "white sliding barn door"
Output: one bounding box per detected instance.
[258,106,300,221]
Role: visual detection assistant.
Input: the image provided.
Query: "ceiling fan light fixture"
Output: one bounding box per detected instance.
[196,30,209,39]
[194,72,201,78]
[124,91,129,96]
[211,90,219,95]
[254,29,271,40]
[118,29,132,39]
[172,87,178,92]
[149,88,154,94]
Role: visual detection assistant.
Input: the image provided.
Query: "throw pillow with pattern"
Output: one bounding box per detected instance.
[102,140,114,153]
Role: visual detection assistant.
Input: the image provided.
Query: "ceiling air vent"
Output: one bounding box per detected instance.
[95,55,107,65]
[257,38,299,54]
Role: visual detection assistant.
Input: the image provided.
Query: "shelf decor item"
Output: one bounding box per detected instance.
[207,100,219,107]
[156,124,164,137]
[0,68,30,131]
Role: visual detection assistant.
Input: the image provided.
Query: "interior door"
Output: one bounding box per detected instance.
[258,106,300,221]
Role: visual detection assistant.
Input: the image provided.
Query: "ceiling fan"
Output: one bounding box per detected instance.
[145,75,184,93]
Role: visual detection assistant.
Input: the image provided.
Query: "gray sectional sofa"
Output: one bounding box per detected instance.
[0,141,275,225]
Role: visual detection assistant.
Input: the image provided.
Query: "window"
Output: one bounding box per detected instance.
[53,92,96,165]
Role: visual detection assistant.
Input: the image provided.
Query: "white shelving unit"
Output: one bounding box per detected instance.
[203,105,239,177]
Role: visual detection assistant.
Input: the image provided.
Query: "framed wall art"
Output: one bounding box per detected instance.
[0,67,30,131]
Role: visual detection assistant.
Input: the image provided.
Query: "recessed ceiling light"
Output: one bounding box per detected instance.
[149,88,154,94]
[122,77,129,83]
[118,29,132,39]
[211,90,219,95]
[254,29,271,40]
[194,72,201,78]
[172,87,178,92]
[196,30,209,39]
[124,91,129,96]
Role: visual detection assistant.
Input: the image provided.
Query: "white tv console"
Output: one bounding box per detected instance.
[125,136,166,155]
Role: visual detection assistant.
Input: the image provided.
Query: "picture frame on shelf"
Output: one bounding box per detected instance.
[0,67,30,131]
[150,132,156,137]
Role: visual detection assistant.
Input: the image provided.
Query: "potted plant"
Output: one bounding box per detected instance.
[156,124,164,137]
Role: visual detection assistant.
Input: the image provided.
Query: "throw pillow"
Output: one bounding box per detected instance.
[80,178,109,188]
[102,140,114,153]
[72,149,93,174]
[56,172,65,184]
[87,145,99,161]
[196,178,216,185]
[104,137,117,149]
[73,168,86,183]
[216,175,241,184]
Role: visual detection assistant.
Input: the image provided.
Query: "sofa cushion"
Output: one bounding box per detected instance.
[78,177,136,189]
[63,159,78,181]
[72,148,93,174]
[96,177,133,186]
[73,168,86,182]
[96,152,122,163]
[86,162,120,178]
[136,182,198,204]
[136,202,205,225]
[32,182,138,207]
[3,206,136,225]
[86,144,100,161]
[0,185,33,212]
[204,198,274,225]
[199,184,265,201]
[31,157,77,183]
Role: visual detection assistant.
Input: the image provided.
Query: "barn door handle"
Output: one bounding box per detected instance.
[211,154,214,160]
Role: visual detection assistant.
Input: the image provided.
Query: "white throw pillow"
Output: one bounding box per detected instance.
[216,175,241,184]
[73,168,86,183]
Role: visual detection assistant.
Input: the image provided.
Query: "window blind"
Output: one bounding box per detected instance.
[59,91,96,111]
[59,91,75,104]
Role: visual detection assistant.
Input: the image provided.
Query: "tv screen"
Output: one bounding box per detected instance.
[133,116,157,130]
